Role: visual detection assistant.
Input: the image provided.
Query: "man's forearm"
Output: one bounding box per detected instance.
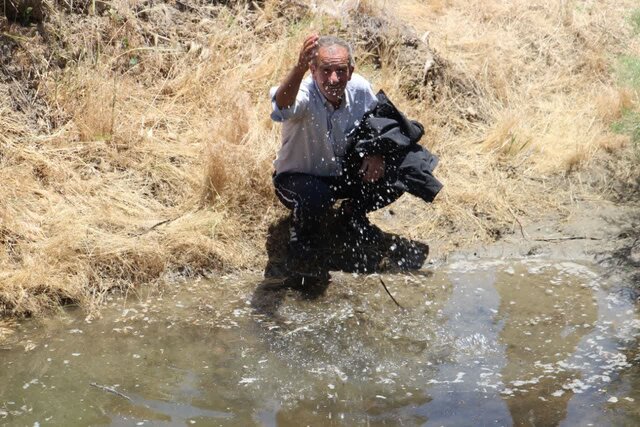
[275,65,307,109]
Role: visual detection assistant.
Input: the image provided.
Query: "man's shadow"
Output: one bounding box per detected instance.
[251,211,430,316]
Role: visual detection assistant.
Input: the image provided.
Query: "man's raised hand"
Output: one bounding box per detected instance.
[297,34,319,72]
[275,34,319,109]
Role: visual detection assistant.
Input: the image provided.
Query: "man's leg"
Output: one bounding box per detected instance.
[273,172,336,253]
[335,167,404,241]
[342,180,403,213]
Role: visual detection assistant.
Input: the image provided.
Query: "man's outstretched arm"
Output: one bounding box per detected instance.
[275,34,319,109]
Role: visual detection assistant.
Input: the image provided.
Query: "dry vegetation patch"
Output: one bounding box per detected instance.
[0,0,638,317]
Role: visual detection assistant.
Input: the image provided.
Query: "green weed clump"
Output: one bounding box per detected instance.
[612,111,640,144]
[618,55,640,90]
[630,8,640,34]
[614,50,640,157]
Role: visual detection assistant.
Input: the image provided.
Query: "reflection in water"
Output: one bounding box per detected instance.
[418,263,511,426]
[495,264,596,426]
[419,260,635,427]
[261,215,430,278]
[251,275,331,318]
[273,389,431,427]
[0,260,637,426]
[253,213,429,321]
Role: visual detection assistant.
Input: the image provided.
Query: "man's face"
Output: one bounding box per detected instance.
[310,45,354,106]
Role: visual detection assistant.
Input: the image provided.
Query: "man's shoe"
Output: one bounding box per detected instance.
[287,225,314,258]
[286,225,326,276]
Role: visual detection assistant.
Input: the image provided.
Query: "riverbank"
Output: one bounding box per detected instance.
[1,0,639,318]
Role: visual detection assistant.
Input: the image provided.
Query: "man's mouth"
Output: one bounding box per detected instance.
[326,85,344,95]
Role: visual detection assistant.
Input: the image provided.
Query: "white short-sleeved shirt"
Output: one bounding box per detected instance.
[270,73,377,176]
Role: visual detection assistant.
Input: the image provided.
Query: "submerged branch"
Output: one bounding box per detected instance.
[379,278,405,310]
[90,382,133,402]
[534,236,602,242]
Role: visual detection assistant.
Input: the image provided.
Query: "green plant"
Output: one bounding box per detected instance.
[631,8,640,34]
[612,109,640,144]
[615,54,640,157]
[618,55,640,89]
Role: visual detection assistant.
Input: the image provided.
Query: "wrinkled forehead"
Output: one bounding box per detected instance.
[316,45,350,65]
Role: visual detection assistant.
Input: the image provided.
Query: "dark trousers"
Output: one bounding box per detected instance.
[273,166,403,234]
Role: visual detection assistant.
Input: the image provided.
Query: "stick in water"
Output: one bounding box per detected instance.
[379,278,405,310]
[90,382,133,402]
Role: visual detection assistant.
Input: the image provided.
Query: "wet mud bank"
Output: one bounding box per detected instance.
[446,198,640,301]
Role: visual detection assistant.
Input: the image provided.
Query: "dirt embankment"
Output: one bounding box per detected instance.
[1,0,639,319]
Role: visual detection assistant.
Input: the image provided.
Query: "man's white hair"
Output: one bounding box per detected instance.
[314,35,355,67]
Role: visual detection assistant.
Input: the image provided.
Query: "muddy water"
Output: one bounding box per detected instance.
[1,259,638,426]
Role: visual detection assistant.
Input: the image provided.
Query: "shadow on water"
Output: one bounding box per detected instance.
[598,204,640,301]
[595,202,640,423]
[251,214,429,316]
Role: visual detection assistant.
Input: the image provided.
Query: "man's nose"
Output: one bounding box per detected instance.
[329,71,340,83]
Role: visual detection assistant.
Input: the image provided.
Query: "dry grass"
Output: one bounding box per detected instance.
[0,0,638,318]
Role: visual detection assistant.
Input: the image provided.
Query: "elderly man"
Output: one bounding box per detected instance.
[270,34,404,256]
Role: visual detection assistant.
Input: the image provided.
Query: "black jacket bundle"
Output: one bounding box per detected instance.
[346,91,443,203]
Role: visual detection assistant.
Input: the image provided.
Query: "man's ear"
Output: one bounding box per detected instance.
[348,65,355,80]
